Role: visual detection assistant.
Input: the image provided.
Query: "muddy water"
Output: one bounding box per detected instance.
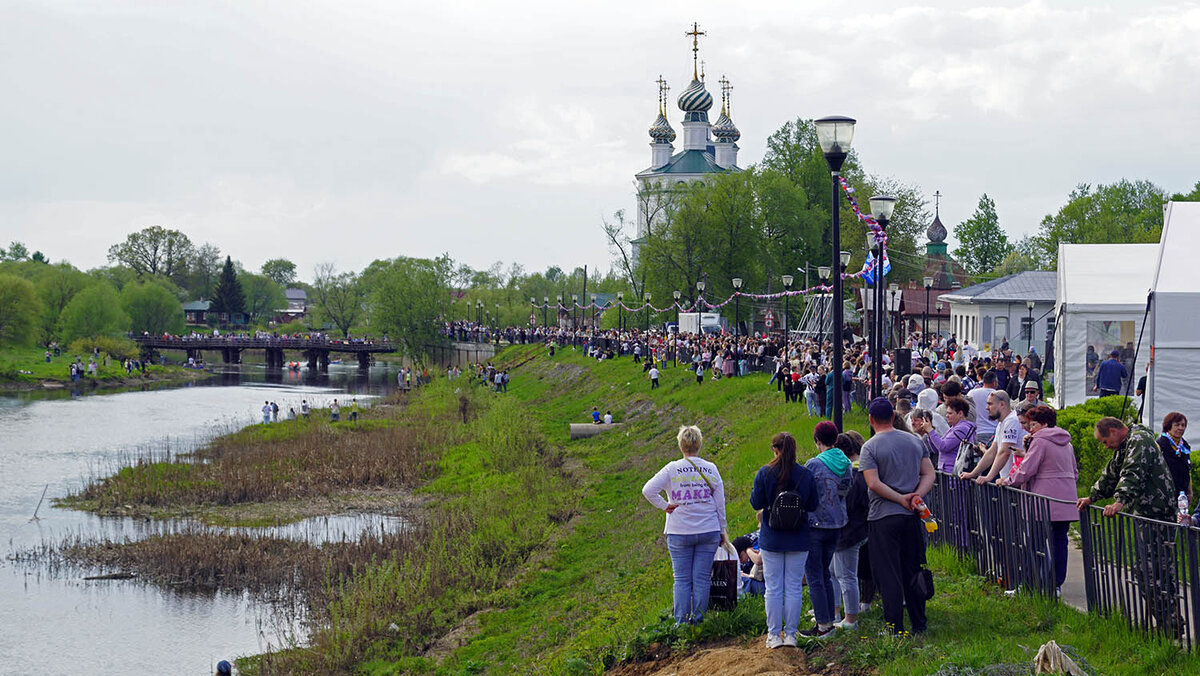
[0,363,406,675]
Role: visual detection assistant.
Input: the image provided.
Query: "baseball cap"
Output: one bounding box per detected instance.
[1109,349,1120,357]
[868,397,894,421]
[216,661,233,675]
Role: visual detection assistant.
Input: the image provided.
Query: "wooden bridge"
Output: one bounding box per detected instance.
[133,336,395,369]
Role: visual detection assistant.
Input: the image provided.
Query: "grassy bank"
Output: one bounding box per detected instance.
[60,344,1199,675]
[0,344,210,390]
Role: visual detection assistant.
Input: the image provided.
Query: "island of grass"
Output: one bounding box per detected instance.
[54,344,1198,676]
[0,344,212,391]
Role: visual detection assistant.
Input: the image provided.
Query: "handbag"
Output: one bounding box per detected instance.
[952,432,983,476]
[709,542,739,610]
[912,565,935,601]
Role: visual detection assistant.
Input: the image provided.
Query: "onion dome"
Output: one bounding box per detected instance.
[649,112,676,143]
[711,107,734,140]
[927,212,947,243]
[677,78,713,113]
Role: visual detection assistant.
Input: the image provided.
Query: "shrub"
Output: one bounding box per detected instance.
[1058,395,1139,494]
[67,336,140,362]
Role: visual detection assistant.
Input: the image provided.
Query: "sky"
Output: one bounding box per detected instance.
[3,0,1199,283]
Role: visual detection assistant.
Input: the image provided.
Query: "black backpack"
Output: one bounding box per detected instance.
[768,473,807,531]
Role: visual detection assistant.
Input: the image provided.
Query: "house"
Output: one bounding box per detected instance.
[182,300,251,328]
[281,288,308,320]
[939,271,1057,355]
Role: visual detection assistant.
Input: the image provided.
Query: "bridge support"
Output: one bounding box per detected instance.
[186,348,202,364]
[305,349,330,371]
[221,348,241,364]
[357,352,371,369]
[264,348,285,368]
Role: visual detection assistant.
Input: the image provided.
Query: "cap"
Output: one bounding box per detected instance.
[216,661,233,675]
[1110,349,1120,357]
[868,397,894,421]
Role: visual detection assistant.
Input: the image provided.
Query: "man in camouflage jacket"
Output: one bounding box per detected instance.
[1077,416,1181,636]
[1077,417,1175,521]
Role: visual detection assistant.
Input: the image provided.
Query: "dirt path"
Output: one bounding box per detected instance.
[606,637,860,676]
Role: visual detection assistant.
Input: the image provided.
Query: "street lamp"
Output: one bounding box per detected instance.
[476,299,482,324]
[732,277,743,336]
[888,283,900,351]
[782,274,793,336]
[531,297,536,328]
[923,276,933,347]
[696,279,706,309]
[869,194,896,399]
[816,266,831,347]
[543,296,549,329]
[672,290,681,365]
[556,295,563,329]
[936,301,944,339]
[644,292,652,332]
[590,294,597,330]
[617,292,624,332]
[817,115,856,429]
[1026,299,1036,353]
[571,294,578,329]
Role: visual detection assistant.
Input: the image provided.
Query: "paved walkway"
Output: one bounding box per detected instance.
[1061,543,1087,611]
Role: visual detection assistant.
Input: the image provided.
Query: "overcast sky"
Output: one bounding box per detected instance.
[4,1,1198,283]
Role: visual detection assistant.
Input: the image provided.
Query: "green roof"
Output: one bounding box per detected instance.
[642,149,735,176]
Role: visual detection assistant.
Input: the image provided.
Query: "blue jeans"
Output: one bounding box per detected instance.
[805,528,840,626]
[830,539,864,618]
[666,531,721,624]
[761,549,809,637]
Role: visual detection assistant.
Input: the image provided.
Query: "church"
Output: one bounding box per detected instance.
[633,24,742,253]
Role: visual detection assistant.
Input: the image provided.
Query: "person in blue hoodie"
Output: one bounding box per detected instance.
[801,420,853,639]
[750,431,819,649]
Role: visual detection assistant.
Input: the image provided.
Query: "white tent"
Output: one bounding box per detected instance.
[1148,202,1200,432]
[1055,243,1158,407]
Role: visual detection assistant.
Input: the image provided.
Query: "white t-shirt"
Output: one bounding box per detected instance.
[995,410,1022,478]
[642,457,727,535]
[969,387,998,437]
[603,413,613,424]
[649,367,659,379]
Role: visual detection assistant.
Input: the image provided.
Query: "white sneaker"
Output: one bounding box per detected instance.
[765,634,784,649]
[782,634,798,647]
[834,619,858,630]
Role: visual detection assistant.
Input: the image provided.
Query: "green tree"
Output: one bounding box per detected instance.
[121,281,185,336]
[106,226,195,281]
[32,263,90,343]
[2,241,30,262]
[210,256,245,321]
[261,258,298,287]
[312,262,364,338]
[0,273,41,345]
[953,194,1012,277]
[368,256,452,361]
[30,251,47,264]
[186,243,222,299]
[1034,180,1165,268]
[1172,182,1200,201]
[59,283,129,342]
[240,273,287,324]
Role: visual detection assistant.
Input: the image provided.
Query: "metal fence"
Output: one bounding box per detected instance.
[928,472,1200,650]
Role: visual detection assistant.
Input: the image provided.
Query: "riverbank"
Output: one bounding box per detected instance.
[52,345,1200,675]
[0,345,212,391]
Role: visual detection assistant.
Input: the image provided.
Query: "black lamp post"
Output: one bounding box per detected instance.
[543,296,549,329]
[1026,300,1036,353]
[923,276,933,346]
[530,297,536,327]
[696,279,706,310]
[556,295,563,329]
[782,274,793,336]
[643,292,652,332]
[590,294,597,330]
[817,266,831,348]
[476,299,482,325]
[732,277,743,336]
[672,290,681,365]
[617,292,624,332]
[888,283,901,350]
[936,301,944,339]
[816,115,856,430]
[869,194,896,399]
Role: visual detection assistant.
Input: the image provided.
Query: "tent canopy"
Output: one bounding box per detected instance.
[1149,202,1200,433]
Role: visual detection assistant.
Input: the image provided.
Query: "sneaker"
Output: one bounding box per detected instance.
[782,633,798,647]
[798,624,836,639]
[834,619,858,630]
[1003,588,1018,597]
[765,634,784,649]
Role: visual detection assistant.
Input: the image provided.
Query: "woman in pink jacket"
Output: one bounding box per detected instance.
[998,405,1079,594]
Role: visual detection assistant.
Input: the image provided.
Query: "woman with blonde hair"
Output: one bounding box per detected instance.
[642,425,728,624]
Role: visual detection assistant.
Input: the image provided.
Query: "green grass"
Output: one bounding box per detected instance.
[0,344,204,386]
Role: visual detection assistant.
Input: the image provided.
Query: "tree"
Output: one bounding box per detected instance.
[312,263,364,338]
[30,251,47,263]
[33,263,90,343]
[1172,182,1200,201]
[59,283,129,342]
[121,281,185,335]
[953,194,1012,277]
[2,241,30,262]
[187,243,223,299]
[0,274,40,345]
[368,256,452,361]
[1034,180,1165,268]
[106,226,195,280]
[261,258,298,287]
[240,273,287,324]
[210,256,245,321]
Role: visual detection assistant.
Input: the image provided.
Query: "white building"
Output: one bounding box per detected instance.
[633,26,741,256]
[939,271,1057,355]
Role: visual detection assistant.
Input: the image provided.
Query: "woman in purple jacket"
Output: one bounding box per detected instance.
[998,405,1079,593]
[913,396,975,473]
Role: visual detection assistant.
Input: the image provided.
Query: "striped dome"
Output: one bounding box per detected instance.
[677,78,713,113]
[649,112,676,143]
[711,109,735,141]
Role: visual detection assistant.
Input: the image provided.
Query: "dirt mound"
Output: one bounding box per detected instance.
[607,637,851,676]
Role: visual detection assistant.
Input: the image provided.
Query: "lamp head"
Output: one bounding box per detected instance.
[781,274,793,288]
[617,291,624,300]
[697,280,706,292]
[936,301,944,311]
[840,250,852,268]
[644,292,651,301]
[923,276,933,289]
[889,282,899,292]
[814,116,856,171]
[732,277,743,289]
[868,194,897,224]
[1026,300,1036,310]
[817,266,831,281]
[673,289,681,300]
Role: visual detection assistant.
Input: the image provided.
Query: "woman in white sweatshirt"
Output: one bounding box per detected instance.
[642,425,729,624]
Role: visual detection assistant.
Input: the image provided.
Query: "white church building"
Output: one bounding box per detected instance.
[633,25,742,253]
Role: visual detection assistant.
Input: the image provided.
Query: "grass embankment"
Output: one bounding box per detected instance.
[0,345,210,390]
[62,345,1198,675]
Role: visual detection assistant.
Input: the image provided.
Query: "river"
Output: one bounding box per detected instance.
[0,363,409,675]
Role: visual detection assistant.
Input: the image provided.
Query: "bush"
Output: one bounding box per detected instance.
[68,336,140,362]
[1058,396,1139,494]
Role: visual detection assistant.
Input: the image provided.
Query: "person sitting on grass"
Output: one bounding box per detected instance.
[733,532,765,596]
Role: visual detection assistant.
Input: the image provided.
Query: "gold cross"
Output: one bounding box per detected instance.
[685,22,706,79]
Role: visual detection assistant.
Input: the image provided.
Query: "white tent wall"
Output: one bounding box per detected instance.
[1149,202,1200,435]
[1055,243,1158,408]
